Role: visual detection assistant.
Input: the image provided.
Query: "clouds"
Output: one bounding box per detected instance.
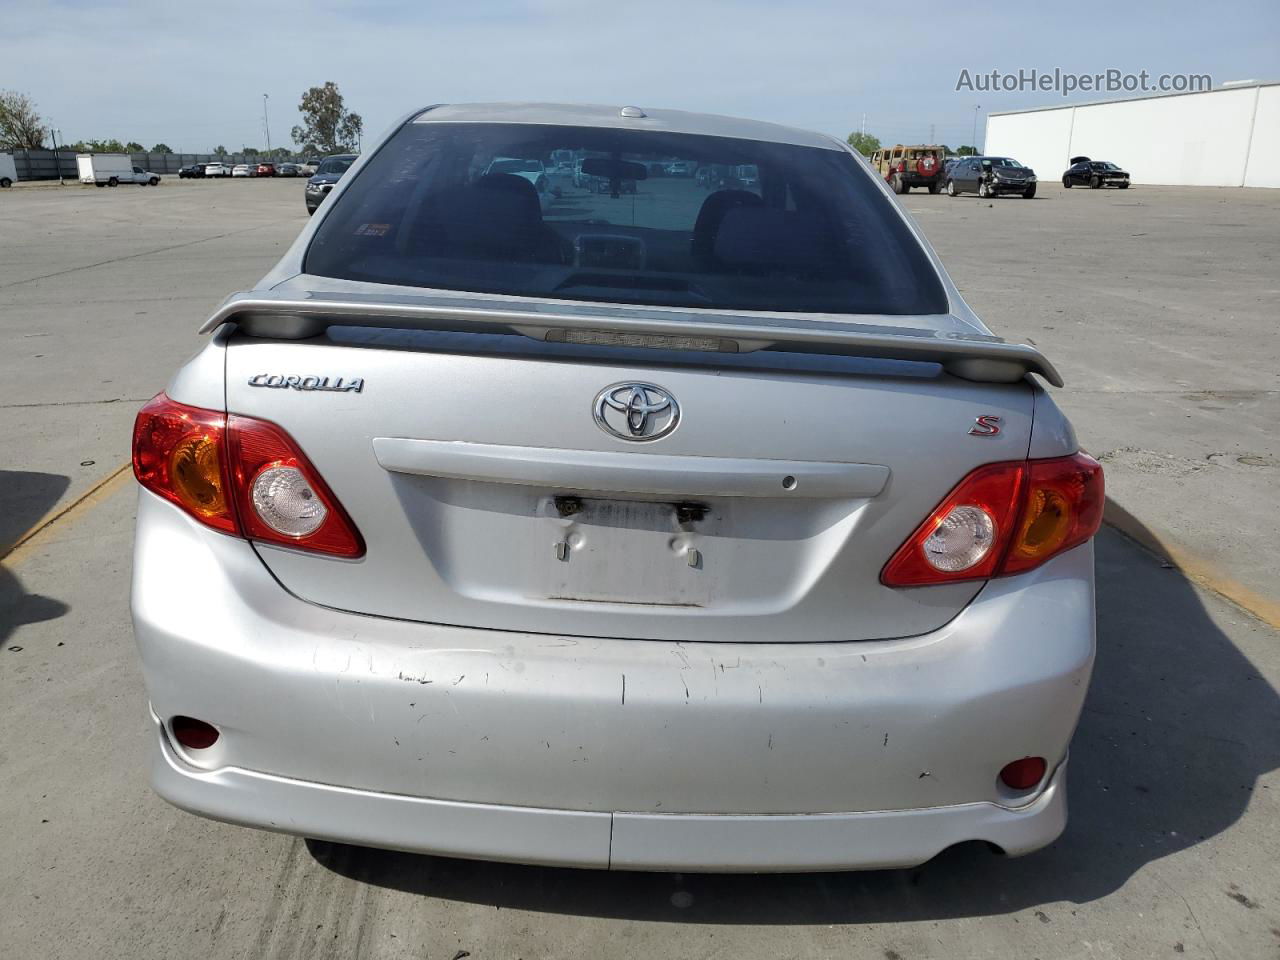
[3,0,1276,151]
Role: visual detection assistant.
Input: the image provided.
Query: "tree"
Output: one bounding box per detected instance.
[151,143,173,154]
[212,145,228,156]
[956,145,978,156]
[291,82,363,154]
[75,138,127,153]
[126,142,144,152]
[846,131,881,157]
[0,89,47,149]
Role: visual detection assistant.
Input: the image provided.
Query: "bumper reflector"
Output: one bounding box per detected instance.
[171,716,220,750]
[999,756,1047,790]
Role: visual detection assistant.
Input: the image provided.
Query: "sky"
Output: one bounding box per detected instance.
[3,0,1277,154]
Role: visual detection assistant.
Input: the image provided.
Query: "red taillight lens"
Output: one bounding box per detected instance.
[880,461,1025,586]
[882,453,1103,586]
[132,394,364,558]
[226,414,364,558]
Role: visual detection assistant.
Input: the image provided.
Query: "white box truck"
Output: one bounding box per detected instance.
[0,153,17,188]
[76,154,160,187]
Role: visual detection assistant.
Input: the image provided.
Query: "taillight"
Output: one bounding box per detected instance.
[132,394,364,558]
[881,453,1103,586]
[226,414,364,558]
[133,395,237,533]
[1001,454,1104,576]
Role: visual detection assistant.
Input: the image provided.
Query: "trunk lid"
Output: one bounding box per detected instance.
[225,323,1035,643]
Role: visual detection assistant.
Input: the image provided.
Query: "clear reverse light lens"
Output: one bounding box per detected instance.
[923,505,996,572]
[251,465,327,537]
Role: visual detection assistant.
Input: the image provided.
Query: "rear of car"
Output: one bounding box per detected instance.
[131,103,1100,871]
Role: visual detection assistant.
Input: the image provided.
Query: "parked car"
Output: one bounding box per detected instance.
[204,161,231,177]
[945,156,1037,198]
[277,163,301,177]
[133,103,1102,873]
[665,160,692,177]
[76,154,160,186]
[231,164,254,178]
[1063,157,1130,189]
[303,153,357,214]
[0,152,17,188]
[257,162,277,177]
[299,158,321,176]
[178,163,207,179]
[869,144,946,194]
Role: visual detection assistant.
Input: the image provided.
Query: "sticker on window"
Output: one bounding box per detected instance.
[354,223,391,237]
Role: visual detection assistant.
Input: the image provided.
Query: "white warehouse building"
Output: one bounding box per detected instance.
[984,81,1279,189]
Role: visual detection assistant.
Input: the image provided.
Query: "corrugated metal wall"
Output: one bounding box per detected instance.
[4,150,306,181]
[985,84,1280,189]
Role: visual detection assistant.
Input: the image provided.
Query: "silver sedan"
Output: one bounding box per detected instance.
[130,102,1101,872]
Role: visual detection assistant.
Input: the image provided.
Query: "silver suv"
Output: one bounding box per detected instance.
[131,102,1102,872]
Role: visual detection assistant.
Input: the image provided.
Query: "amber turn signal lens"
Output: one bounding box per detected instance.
[169,434,228,519]
[1012,486,1072,561]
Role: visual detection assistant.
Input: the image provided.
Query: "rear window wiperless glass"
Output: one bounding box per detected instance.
[305,122,948,316]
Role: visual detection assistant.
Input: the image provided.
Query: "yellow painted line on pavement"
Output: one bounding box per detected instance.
[1103,499,1280,630]
[1,462,133,564]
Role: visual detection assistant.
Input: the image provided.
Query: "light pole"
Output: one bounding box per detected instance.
[972,105,981,153]
[52,127,64,185]
[262,94,271,155]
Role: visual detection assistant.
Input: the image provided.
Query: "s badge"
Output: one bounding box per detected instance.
[968,415,1002,437]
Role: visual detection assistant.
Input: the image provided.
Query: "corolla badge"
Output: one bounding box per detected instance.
[248,374,363,393]
[593,382,680,442]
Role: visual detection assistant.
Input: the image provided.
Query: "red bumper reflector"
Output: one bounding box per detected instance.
[999,756,1047,790]
[171,716,220,750]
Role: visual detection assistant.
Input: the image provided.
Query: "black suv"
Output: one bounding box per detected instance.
[944,156,1037,198]
[1063,157,1130,188]
[178,163,207,179]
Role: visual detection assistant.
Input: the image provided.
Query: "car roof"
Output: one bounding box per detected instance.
[412,102,844,151]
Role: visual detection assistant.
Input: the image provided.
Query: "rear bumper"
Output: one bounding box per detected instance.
[154,723,1068,871]
[132,490,1095,870]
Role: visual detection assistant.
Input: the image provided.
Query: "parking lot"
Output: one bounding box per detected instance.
[1,177,1277,959]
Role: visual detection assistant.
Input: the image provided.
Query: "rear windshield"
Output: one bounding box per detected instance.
[305,122,948,315]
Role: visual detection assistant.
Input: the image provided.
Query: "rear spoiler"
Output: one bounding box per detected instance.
[200,290,1063,387]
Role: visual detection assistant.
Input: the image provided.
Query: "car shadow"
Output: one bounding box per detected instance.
[0,470,72,647]
[306,522,1279,923]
